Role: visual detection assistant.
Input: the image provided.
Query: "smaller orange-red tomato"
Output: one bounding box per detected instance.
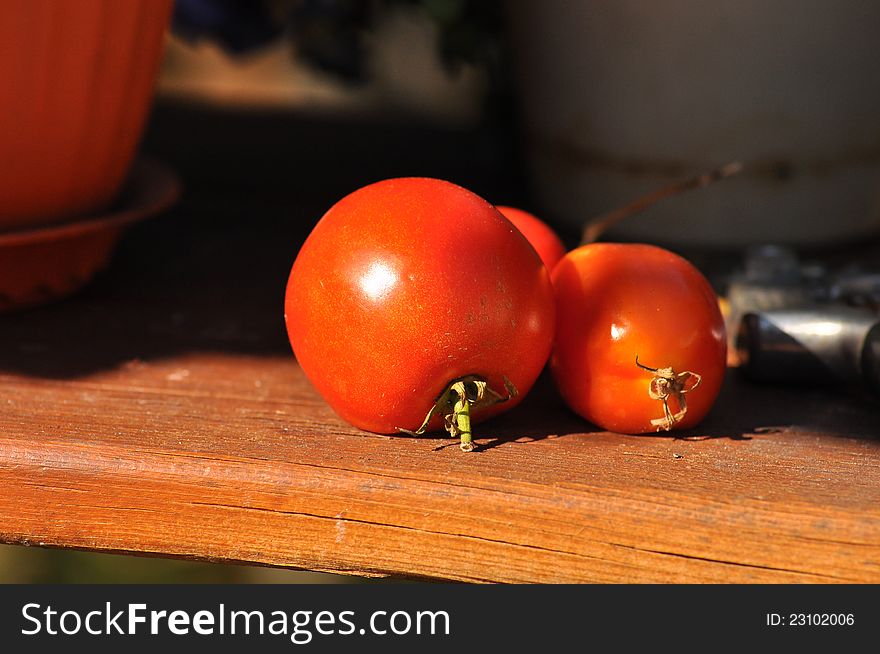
[496,206,567,273]
[551,243,726,434]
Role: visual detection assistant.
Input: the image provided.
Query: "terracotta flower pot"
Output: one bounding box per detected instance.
[0,0,173,231]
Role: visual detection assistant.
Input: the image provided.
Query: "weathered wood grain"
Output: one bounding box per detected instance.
[1,351,878,583]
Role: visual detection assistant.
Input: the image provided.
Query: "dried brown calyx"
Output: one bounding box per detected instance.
[635,356,702,431]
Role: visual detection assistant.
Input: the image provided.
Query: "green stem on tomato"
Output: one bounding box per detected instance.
[450,381,474,452]
[397,375,518,453]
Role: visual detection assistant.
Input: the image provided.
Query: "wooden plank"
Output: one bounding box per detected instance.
[1,352,878,583]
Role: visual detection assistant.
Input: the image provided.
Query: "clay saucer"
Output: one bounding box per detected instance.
[0,159,180,312]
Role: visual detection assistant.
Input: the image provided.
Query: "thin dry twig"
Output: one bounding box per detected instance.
[581,161,743,245]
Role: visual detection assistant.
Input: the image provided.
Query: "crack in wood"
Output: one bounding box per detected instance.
[187,500,630,567]
[19,481,88,494]
[60,504,160,513]
[190,500,816,580]
[609,542,850,581]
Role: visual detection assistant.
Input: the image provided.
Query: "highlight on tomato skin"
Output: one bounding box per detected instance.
[284,177,556,443]
[550,243,727,435]
[495,206,567,273]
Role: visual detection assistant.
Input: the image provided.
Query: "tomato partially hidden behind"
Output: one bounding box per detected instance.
[496,206,566,273]
[285,178,555,449]
[551,243,726,434]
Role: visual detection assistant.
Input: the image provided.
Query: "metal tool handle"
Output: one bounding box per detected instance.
[737,308,880,398]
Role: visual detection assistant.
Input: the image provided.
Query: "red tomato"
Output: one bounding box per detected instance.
[551,243,726,434]
[285,178,555,448]
[496,206,567,272]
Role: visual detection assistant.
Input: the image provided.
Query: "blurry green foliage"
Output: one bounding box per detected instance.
[0,545,356,584]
